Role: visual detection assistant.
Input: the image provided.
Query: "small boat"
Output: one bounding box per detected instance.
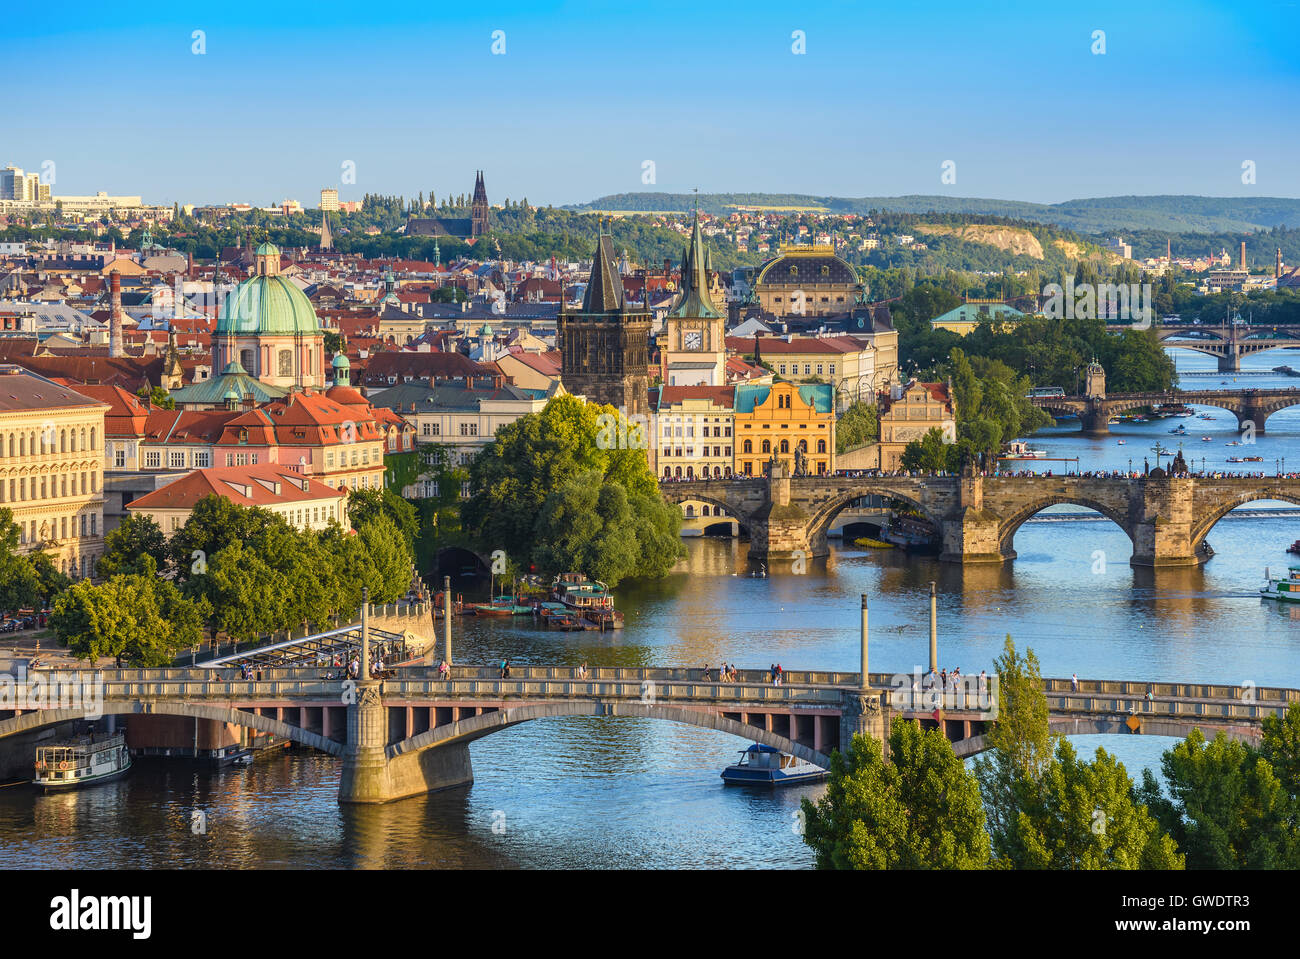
[1242,456,1263,462]
[1116,439,1127,446]
[1201,436,1213,442]
[853,537,894,549]
[1000,441,1048,459]
[721,744,827,786]
[1226,441,1240,447]
[1262,566,1300,603]
[1287,541,1300,556]
[470,596,532,616]
[33,731,132,792]
[1169,425,1187,435]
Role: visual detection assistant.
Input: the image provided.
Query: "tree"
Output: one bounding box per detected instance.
[976,636,1181,869]
[464,395,683,581]
[1139,727,1300,869]
[98,514,168,578]
[357,513,413,601]
[50,557,209,665]
[801,722,990,869]
[900,427,951,472]
[137,385,175,410]
[836,401,878,453]
[348,487,417,551]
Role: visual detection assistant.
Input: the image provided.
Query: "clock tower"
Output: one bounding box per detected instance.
[663,212,726,386]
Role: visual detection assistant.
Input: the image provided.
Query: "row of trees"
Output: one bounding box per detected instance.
[50,490,417,665]
[803,637,1300,869]
[0,508,71,613]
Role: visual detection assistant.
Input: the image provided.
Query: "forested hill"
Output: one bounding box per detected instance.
[566,193,1300,234]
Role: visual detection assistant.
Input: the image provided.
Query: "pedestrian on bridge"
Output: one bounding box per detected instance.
[1071,673,1079,692]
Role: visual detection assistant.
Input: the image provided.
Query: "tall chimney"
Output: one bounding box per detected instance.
[109,270,123,358]
[1278,248,1283,279]
[1240,241,1247,271]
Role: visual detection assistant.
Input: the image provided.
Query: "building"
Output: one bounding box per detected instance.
[653,385,735,480]
[726,333,889,410]
[0,366,108,578]
[929,300,1026,335]
[661,213,726,387]
[126,463,349,535]
[733,381,835,477]
[872,380,956,471]
[320,188,340,212]
[558,232,652,416]
[749,246,863,318]
[208,242,326,390]
[405,172,490,239]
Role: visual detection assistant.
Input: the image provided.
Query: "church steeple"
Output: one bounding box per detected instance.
[320,209,333,252]
[666,211,722,319]
[581,227,625,313]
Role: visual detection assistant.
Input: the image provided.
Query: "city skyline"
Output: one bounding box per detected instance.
[6,0,1299,207]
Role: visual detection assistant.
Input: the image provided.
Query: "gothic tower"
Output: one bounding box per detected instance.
[662,211,725,386]
[558,230,651,416]
[471,171,489,237]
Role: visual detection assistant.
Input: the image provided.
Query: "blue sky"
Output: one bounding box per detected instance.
[5,0,1298,207]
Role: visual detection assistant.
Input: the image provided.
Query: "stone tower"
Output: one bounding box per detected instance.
[471,171,489,237]
[1084,360,1106,399]
[663,211,726,386]
[558,231,651,416]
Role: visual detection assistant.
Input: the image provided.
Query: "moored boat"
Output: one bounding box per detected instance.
[552,573,624,628]
[720,744,826,786]
[33,732,132,792]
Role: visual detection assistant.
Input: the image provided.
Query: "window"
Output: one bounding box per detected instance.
[778,364,786,374]
[114,447,125,468]
[816,364,823,375]
[817,439,827,454]
[144,450,161,468]
[278,350,293,376]
[724,426,731,437]
[226,454,234,467]
[460,481,471,498]
[459,422,478,436]
[829,364,836,374]
[170,451,186,469]
[761,440,770,454]
[803,364,811,375]
[194,452,210,468]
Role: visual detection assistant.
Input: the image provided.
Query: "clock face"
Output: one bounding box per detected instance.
[684,331,703,351]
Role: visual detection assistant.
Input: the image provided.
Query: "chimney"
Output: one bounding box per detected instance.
[109,271,124,358]
[1278,248,1283,279]
[1240,241,1247,271]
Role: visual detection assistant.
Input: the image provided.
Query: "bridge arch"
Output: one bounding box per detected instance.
[388,701,832,768]
[0,703,344,756]
[658,487,756,530]
[1190,490,1300,552]
[804,485,940,548]
[997,496,1134,557]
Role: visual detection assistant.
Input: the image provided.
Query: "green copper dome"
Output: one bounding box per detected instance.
[256,242,280,256]
[215,274,321,336]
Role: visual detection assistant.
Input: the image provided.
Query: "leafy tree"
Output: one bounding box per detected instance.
[137,385,175,410]
[358,513,413,601]
[98,514,168,578]
[801,722,990,869]
[1139,728,1300,869]
[836,401,878,453]
[464,395,683,582]
[900,428,951,472]
[348,487,418,551]
[323,330,344,354]
[50,557,209,665]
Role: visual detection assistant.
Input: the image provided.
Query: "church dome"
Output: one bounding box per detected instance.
[215,245,320,336]
[754,247,858,288]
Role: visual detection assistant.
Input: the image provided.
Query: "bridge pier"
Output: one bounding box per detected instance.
[939,472,1005,564]
[338,680,473,803]
[1130,475,1201,568]
[1217,350,1241,373]
[839,689,889,754]
[1079,403,1110,436]
[1237,403,1267,435]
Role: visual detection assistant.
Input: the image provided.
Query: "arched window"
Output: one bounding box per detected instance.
[797,439,807,452]
[779,440,789,454]
[701,505,710,517]
[685,505,695,518]
[278,350,294,376]
[90,428,96,450]
[818,439,827,454]
[240,348,255,371]
[686,466,694,479]
[761,440,771,454]
[675,466,682,478]
[743,440,752,454]
[663,466,672,477]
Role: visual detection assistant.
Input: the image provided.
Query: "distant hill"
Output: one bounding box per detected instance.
[566,193,1300,235]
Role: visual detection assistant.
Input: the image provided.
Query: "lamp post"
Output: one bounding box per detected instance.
[860,593,869,689]
[928,581,938,674]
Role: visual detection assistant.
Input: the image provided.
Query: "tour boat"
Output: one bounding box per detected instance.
[33,732,132,792]
[1261,567,1300,603]
[534,601,583,630]
[720,744,827,786]
[1169,425,1187,435]
[552,573,624,628]
[1000,441,1047,459]
[1287,541,1300,556]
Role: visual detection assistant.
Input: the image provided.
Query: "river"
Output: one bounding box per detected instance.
[1,346,1298,869]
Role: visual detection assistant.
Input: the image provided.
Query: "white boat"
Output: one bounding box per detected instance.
[1000,441,1048,459]
[33,731,132,792]
[1261,566,1300,604]
[720,744,827,786]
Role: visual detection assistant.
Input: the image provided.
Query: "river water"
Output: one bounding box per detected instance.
[2,347,1299,869]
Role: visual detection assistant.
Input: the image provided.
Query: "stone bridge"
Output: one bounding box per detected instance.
[0,664,1292,802]
[659,469,1300,566]
[1106,320,1300,371]
[1031,387,1300,435]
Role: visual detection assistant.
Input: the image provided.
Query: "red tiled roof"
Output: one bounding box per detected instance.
[127,463,347,512]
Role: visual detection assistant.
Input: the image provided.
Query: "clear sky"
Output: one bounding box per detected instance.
[5,0,1298,207]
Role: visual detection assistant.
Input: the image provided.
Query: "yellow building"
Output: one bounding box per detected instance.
[734,381,835,477]
[726,333,896,410]
[653,385,736,480]
[0,366,108,579]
